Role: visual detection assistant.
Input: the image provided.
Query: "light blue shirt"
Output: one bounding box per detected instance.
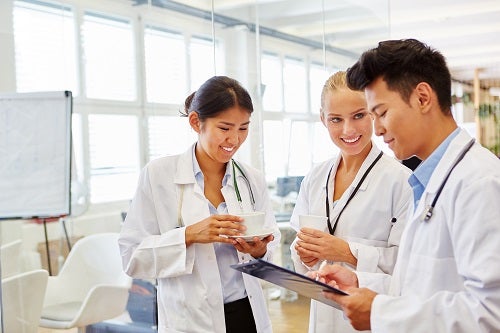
[192,149,247,303]
[408,128,460,209]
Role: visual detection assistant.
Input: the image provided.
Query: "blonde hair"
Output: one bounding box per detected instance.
[320,71,348,109]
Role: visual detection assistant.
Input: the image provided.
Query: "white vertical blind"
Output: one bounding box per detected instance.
[88,114,140,202]
[261,53,282,112]
[10,0,339,203]
[147,115,197,162]
[309,63,330,114]
[263,120,286,181]
[82,11,136,101]
[144,26,187,104]
[288,121,310,175]
[312,121,337,164]
[13,0,78,94]
[283,56,307,113]
[189,36,220,91]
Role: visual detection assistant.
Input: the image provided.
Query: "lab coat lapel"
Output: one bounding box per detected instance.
[330,144,381,218]
[223,161,253,214]
[394,129,473,295]
[174,144,197,185]
[173,144,209,226]
[222,165,239,214]
[413,129,472,221]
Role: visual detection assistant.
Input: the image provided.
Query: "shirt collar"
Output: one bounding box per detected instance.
[191,145,231,189]
[408,127,460,207]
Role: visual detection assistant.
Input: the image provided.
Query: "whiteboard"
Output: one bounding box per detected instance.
[0,91,72,219]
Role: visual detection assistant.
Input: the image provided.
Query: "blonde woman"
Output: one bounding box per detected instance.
[290,71,411,333]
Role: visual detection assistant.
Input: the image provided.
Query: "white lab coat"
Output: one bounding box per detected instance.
[290,144,412,333]
[119,144,281,333]
[356,129,500,332]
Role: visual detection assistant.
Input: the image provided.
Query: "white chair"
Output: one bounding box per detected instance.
[39,232,132,332]
[1,239,22,278]
[2,269,49,333]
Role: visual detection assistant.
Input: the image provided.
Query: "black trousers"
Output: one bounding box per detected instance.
[224,297,257,333]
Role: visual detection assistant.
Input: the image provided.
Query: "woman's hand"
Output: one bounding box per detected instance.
[185,214,245,246]
[295,228,357,267]
[232,234,274,258]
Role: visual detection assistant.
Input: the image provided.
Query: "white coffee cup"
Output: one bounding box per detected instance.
[299,214,327,231]
[237,211,267,235]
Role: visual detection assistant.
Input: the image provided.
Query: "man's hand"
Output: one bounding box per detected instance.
[307,263,376,331]
[324,287,377,331]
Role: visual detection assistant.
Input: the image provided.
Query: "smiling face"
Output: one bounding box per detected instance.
[321,88,373,157]
[189,105,251,166]
[365,77,427,160]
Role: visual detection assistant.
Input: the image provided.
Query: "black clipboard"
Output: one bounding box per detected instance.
[231,259,347,309]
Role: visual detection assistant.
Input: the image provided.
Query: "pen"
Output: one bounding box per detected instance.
[315,260,328,281]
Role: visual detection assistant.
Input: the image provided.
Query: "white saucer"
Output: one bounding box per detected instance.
[228,229,274,242]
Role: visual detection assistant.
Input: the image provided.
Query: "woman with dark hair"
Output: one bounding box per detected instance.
[119,76,280,333]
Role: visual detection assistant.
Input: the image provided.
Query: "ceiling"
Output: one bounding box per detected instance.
[137,0,500,91]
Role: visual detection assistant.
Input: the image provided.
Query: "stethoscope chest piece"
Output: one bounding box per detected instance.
[418,138,475,223]
[421,206,433,222]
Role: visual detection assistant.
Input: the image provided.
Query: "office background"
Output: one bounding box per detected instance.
[0,0,499,331]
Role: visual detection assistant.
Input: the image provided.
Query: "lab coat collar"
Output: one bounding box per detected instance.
[357,143,383,192]
[174,143,234,185]
[328,142,382,218]
[325,142,382,193]
[174,143,197,185]
[412,128,473,217]
[421,128,472,194]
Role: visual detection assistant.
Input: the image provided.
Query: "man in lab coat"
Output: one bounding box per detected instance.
[317,38,500,332]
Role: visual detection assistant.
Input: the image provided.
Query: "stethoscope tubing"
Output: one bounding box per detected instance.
[422,138,475,222]
[232,159,256,211]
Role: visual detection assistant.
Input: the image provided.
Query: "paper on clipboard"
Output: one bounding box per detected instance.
[231,259,347,310]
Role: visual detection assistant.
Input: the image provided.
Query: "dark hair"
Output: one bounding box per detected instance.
[346,39,452,114]
[180,76,253,121]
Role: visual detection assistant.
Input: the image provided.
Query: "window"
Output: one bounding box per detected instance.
[283,56,307,113]
[82,11,136,101]
[309,63,330,114]
[288,121,311,175]
[88,114,140,202]
[144,26,187,104]
[190,36,224,91]
[312,121,338,164]
[261,53,282,112]
[263,120,286,182]
[13,0,78,94]
[147,115,197,162]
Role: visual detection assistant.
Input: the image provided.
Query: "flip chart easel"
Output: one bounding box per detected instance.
[0,92,73,333]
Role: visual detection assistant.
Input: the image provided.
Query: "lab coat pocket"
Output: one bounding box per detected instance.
[161,275,214,331]
[405,254,460,297]
[344,236,388,247]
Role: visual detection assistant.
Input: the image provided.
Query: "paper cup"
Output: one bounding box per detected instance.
[237,211,266,235]
[299,214,327,231]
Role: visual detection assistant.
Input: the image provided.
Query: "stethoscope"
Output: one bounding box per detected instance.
[231,159,256,212]
[176,159,255,227]
[421,138,475,222]
[325,151,383,235]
